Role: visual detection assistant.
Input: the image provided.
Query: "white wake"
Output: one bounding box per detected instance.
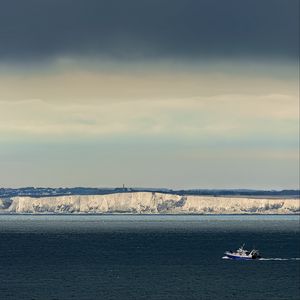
[259,257,300,261]
[222,256,300,261]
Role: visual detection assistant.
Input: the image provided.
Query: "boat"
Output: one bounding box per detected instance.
[224,244,261,260]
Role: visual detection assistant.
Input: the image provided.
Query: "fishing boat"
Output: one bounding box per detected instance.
[224,244,261,260]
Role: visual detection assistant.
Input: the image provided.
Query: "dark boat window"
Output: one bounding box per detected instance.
[246,251,250,255]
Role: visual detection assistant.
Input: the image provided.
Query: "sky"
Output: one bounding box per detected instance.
[0,0,299,189]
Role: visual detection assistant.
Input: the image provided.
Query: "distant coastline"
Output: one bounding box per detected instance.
[1,191,299,215]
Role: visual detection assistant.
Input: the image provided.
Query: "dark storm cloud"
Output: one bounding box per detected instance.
[0,0,298,62]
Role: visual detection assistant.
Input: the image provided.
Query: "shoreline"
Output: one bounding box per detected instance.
[0,213,299,216]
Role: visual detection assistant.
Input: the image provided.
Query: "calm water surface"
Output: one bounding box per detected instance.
[0,215,299,300]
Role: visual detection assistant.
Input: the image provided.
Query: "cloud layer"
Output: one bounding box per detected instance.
[0,1,298,189]
[0,0,298,62]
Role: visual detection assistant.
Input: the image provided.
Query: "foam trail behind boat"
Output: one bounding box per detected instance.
[222,257,300,261]
[259,258,300,261]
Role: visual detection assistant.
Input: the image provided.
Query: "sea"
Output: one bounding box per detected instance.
[0,215,299,300]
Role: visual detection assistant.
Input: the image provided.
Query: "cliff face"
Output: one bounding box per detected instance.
[1,192,299,214]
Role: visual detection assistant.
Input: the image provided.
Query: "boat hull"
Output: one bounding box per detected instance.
[225,253,254,260]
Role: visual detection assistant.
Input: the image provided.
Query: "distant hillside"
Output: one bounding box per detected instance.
[0,187,299,198]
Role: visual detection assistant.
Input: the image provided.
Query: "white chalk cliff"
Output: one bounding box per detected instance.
[0,192,299,214]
